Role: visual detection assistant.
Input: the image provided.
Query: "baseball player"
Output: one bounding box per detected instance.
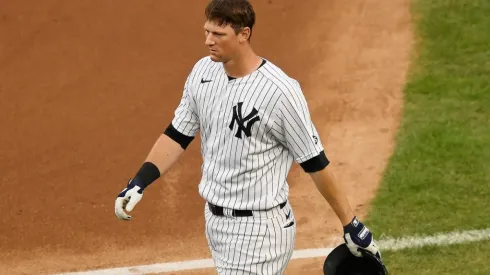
[114,0,382,274]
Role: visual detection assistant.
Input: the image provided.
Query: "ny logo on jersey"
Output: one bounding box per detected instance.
[228,102,260,139]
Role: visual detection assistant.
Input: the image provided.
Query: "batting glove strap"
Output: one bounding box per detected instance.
[125,178,146,194]
[343,216,381,259]
[343,216,372,247]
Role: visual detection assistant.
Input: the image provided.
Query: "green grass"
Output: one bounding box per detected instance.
[381,239,490,275]
[364,0,490,273]
[366,0,490,238]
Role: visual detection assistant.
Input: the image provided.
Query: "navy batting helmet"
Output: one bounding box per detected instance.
[323,244,388,275]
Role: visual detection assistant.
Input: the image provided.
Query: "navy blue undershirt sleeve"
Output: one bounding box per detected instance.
[300,151,330,173]
[163,123,195,149]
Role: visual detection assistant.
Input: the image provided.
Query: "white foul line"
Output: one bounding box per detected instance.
[379,228,490,251]
[53,228,490,275]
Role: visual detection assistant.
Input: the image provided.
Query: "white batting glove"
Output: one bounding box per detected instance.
[114,179,144,221]
[343,216,381,259]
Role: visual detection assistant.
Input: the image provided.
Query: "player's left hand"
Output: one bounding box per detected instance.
[343,216,381,259]
[114,179,144,221]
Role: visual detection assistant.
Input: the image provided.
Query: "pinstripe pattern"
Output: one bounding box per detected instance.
[172,57,324,210]
[171,56,322,274]
[204,202,296,275]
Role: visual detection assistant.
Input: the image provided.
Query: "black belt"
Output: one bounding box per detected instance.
[208,201,287,217]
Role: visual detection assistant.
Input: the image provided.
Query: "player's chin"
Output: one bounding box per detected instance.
[209,53,224,63]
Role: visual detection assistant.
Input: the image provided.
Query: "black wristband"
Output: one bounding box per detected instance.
[131,162,161,190]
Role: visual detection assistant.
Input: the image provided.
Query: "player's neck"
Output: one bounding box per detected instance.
[223,47,262,79]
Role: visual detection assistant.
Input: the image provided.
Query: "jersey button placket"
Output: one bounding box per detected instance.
[218,81,234,118]
[222,80,235,112]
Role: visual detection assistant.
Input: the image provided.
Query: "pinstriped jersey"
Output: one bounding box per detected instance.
[171,56,324,210]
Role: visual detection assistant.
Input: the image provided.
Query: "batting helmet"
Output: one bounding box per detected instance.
[323,244,388,275]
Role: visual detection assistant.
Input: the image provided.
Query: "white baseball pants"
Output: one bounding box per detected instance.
[204,202,296,275]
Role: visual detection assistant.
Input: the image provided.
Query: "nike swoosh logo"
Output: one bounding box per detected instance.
[285,210,291,220]
[201,78,212,84]
[283,221,295,228]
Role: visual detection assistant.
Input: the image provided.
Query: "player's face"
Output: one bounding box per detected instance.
[204,20,248,63]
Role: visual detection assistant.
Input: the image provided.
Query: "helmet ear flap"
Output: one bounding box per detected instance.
[323,244,389,275]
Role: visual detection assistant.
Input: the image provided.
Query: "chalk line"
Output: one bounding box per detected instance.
[53,228,490,275]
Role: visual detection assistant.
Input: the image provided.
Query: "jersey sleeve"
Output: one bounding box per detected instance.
[170,72,200,137]
[273,80,329,171]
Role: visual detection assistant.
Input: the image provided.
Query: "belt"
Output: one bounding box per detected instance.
[208,201,287,217]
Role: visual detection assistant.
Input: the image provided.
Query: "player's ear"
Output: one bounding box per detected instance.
[239,27,251,43]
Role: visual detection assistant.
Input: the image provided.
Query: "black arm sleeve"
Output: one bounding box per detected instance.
[299,151,330,173]
[163,123,195,149]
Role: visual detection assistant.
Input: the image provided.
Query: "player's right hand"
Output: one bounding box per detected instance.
[114,179,144,221]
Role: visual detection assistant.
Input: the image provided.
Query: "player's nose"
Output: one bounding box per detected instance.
[205,34,215,46]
